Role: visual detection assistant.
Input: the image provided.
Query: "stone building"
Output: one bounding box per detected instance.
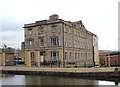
[110,52,120,67]
[2,47,15,66]
[93,35,99,66]
[99,51,120,67]
[24,14,99,67]
[99,50,111,67]
[0,48,2,66]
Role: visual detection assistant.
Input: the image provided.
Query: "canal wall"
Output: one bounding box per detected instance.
[0,66,120,79]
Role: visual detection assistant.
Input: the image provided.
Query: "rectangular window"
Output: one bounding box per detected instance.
[75,53,77,60]
[79,33,81,37]
[74,40,77,47]
[39,37,44,47]
[40,52,44,63]
[78,53,80,59]
[38,26,44,34]
[51,37,59,46]
[81,53,83,59]
[51,26,57,32]
[64,52,67,60]
[64,28,67,33]
[86,53,87,59]
[69,29,71,34]
[70,52,72,61]
[64,38,67,47]
[69,40,72,47]
[31,52,34,61]
[28,39,34,47]
[28,29,32,35]
[51,52,59,61]
[74,30,76,35]
[78,41,80,48]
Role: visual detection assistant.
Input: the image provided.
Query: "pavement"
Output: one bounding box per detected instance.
[1,66,119,73]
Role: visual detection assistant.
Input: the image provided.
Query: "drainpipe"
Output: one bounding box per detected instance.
[92,34,95,67]
[62,22,65,68]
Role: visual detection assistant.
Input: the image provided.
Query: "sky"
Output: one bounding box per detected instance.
[0,0,119,50]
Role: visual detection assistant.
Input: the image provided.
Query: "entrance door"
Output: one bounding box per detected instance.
[40,52,45,63]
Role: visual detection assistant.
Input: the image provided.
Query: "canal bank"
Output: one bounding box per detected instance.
[1,66,120,79]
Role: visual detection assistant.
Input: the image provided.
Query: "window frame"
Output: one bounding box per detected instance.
[39,37,44,47]
[38,26,44,34]
[28,28,32,35]
[51,26,57,33]
[50,36,59,46]
[51,52,59,61]
[27,39,34,47]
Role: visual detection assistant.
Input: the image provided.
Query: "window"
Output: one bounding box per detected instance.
[77,32,79,36]
[79,33,81,37]
[69,29,72,34]
[78,53,79,59]
[78,41,80,48]
[64,38,67,46]
[74,40,77,47]
[51,37,59,46]
[64,52,67,60]
[31,52,34,61]
[28,29,32,35]
[85,53,87,59]
[40,52,45,63]
[67,39,72,47]
[27,39,34,47]
[69,52,72,61]
[74,30,76,35]
[87,53,89,59]
[64,28,67,33]
[38,26,44,34]
[51,26,57,32]
[75,53,77,59]
[81,53,83,59]
[51,52,58,61]
[39,37,44,47]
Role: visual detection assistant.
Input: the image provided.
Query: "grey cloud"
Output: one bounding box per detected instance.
[2,19,23,32]
[0,28,24,48]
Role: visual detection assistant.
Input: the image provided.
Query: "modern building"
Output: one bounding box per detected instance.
[24,14,99,67]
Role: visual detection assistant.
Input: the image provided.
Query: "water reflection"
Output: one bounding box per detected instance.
[1,74,120,86]
[2,75,25,85]
[25,75,97,85]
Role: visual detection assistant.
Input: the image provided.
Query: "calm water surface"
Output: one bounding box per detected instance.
[0,74,120,86]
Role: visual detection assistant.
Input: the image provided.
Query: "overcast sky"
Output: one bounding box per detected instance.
[0,0,119,50]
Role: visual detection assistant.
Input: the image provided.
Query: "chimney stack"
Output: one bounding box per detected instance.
[49,14,59,21]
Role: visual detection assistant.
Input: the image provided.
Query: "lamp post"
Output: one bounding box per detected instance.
[115,39,119,51]
[118,39,120,51]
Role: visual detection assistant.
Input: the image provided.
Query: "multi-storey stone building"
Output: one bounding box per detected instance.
[2,47,15,66]
[24,14,99,67]
[0,48,2,66]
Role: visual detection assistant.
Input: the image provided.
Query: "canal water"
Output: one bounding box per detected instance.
[0,74,120,86]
